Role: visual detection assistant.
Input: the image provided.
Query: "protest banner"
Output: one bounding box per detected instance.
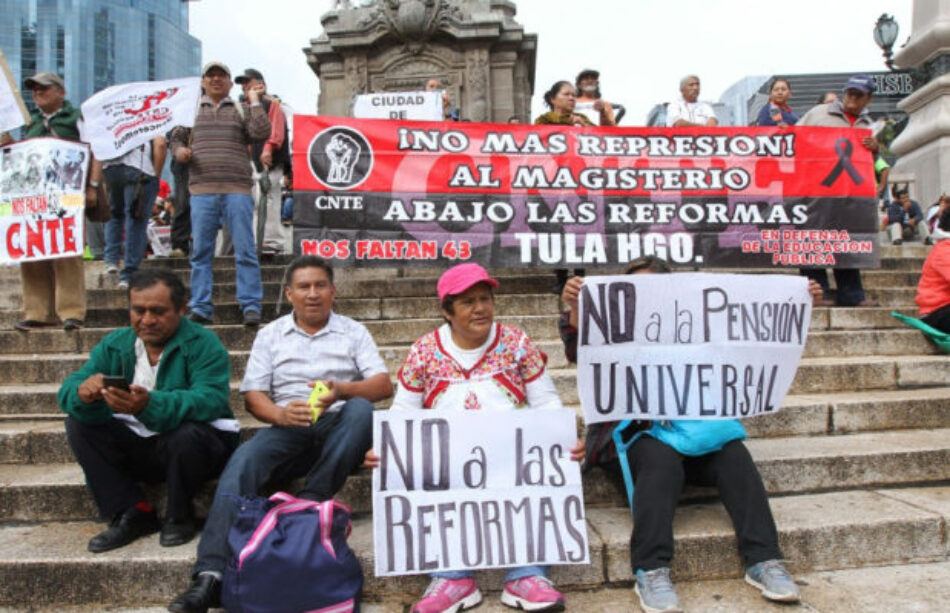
[372,408,589,576]
[576,273,811,424]
[79,77,200,160]
[292,116,879,269]
[353,91,443,121]
[0,49,29,133]
[0,138,89,263]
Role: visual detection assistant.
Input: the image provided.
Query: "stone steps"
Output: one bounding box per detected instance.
[3,427,950,523]
[0,327,938,390]
[0,486,947,608]
[14,559,950,612]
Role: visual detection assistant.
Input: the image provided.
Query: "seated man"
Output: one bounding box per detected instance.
[169,255,394,613]
[559,257,811,613]
[885,188,930,245]
[58,268,237,553]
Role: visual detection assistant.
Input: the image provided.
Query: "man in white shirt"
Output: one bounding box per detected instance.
[169,255,394,613]
[666,75,718,127]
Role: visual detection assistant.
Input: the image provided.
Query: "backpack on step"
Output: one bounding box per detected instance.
[222,492,362,613]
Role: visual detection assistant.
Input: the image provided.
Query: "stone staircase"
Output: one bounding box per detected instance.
[1,248,949,612]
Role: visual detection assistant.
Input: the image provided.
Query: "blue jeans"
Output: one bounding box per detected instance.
[801,268,866,306]
[433,566,548,583]
[104,164,157,282]
[281,196,293,222]
[189,193,262,318]
[193,398,373,576]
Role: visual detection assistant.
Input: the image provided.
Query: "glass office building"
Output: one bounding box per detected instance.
[0,0,200,111]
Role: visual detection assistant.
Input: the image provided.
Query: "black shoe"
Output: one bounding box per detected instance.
[242,310,261,327]
[63,318,84,331]
[168,573,222,613]
[87,506,160,553]
[160,518,196,547]
[187,312,213,325]
[14,319,52,331]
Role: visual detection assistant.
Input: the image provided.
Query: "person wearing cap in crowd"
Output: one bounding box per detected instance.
[15,72,103,332]
[666,75,718,127]
[169,61,270,327]
[235,68,289,256]
[575,69,616,126]
[169,255,393,613]
[797,74,881,307]
[364,262,585,613]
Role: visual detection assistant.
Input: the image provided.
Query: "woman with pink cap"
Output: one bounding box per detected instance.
[366,262,584,613]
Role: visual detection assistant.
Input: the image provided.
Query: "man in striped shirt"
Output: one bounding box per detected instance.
[169,61,270,327]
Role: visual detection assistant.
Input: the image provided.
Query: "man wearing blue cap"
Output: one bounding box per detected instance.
[797,74,880,307]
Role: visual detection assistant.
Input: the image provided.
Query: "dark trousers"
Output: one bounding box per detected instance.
[65,417,235,521]
[922,303,950,334]
[170,163,191,252]
[628,436,782,572]
[801,268,866,306]
[193,398,373,576]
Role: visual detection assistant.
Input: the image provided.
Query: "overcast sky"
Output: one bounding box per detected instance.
[190,0,913,124]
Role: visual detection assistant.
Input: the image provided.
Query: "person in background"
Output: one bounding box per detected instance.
[756,78,797,127]
[885,187,930,245]
[574,68,616,126]
[168,127,191,258]
[15,71,101,331]
[796,75,880,308]
[168,61,270,327]
[280,171,293,227]
[817,91,839,105]
[235,68,289,256]
[426,78,459,121]
[534,80,591,294]
[666,75,718,127]
[365,263,583,613]
[507,115,521,124]
[915,208,950,333]
[102,137,167,290]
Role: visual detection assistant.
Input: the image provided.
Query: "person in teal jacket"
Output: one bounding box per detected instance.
[58,267,237,554]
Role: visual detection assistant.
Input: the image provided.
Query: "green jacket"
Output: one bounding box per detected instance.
[24,100,81,141]
[58,318,234,434]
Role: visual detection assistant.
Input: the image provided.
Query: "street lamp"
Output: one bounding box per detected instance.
[873,13,900,70]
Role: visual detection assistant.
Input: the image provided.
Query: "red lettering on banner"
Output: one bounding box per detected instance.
[44,219,61,255]
[6,223,22,260]
[11,196,48,216]
[355,240,438,260]
[300,239,350,259]
[62,216,77,252]
[26,221,44,258]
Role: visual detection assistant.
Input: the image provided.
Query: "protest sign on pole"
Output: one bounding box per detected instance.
[79,77,201,160]
[372,408,589,576]
[353,91,443,121]
[576,273,812,424]
[0,138,89,264]
[0,49,30,133]
[292,116,879,269]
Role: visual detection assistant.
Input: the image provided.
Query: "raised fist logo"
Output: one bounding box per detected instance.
[308,126,373,191]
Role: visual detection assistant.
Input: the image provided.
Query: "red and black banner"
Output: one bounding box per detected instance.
[292,115,879,268]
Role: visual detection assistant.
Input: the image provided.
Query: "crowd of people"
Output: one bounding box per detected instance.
[2,59,941,613]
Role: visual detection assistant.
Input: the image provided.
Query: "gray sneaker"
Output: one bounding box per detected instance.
[745,559,801,603]
[634,568,682,613]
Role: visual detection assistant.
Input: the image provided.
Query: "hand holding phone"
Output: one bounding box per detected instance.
[308,381,331,423]
[102,376,130,392]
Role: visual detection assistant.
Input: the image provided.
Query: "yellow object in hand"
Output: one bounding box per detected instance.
[308,381,331,423]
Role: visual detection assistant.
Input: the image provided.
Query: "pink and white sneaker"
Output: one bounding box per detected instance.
[500,575,565,611]
[411,577,483,613]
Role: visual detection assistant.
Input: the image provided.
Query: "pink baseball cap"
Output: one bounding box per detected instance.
[437,263,499,302]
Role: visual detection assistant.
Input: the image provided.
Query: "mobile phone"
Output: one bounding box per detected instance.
[308,381,331,422]
[102,376,130,391]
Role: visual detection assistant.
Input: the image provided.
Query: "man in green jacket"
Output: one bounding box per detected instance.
[58,267,237,553]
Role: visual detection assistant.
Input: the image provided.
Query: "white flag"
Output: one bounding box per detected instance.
[80,77,201,160]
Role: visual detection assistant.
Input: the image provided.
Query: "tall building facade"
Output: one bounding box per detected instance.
[0,0,200,111]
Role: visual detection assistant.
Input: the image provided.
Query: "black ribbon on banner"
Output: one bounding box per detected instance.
[821,137,865,187]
